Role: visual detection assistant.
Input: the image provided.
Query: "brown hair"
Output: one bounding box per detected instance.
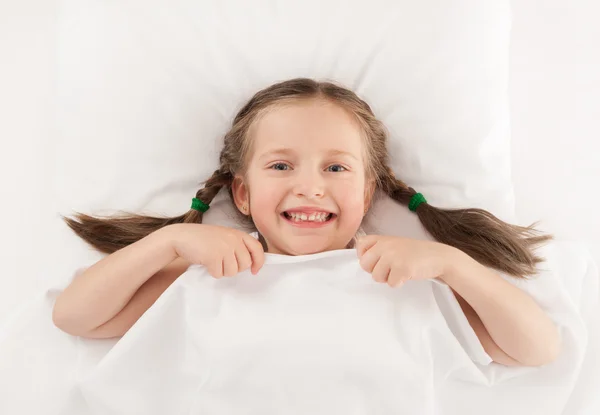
[64,78,551,278]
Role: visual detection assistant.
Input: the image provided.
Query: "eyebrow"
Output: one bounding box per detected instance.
[258,148,359,161]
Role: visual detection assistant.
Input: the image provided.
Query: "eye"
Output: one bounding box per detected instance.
[270,162,290,171]
[327,164,346,173]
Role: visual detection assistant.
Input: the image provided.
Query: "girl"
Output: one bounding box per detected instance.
[53,78,560,367]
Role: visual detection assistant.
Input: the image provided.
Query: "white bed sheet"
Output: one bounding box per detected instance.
[0,240,598,415]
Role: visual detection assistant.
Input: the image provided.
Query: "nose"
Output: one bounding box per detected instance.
[291,168,325,199]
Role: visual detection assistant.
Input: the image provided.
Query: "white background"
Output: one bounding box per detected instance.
[0,0,599,320]
[509,0,600,252]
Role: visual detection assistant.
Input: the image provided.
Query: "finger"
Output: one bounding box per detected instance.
[222,250,239,277]
[359,245,380,273]
[371,257,391,283]
[387,268,405,288]
[356,235,378,257]
[243,234,265,275]
[234,243,253,273]
[208,258,224,279]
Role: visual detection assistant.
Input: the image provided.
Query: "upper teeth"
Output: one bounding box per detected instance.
[287,212,330,222]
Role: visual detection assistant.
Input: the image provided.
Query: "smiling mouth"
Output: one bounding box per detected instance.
[281,212,336,223]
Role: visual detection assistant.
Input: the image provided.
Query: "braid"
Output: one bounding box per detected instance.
[185,168,234,224]
[381,173,551,278]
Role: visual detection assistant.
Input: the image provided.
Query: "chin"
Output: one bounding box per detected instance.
[288,238,349,255]
[300,245,329,255]
[283,244,323,256]
[263,231,352,255]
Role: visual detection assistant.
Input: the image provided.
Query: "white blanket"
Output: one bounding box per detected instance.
[0,243,595,415]
[69,249,587,414]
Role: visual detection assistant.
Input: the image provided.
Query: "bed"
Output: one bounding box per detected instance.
[1,1,598,414]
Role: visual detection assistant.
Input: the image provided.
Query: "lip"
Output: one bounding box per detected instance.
[282,206,335,215]
[280,212,337,228]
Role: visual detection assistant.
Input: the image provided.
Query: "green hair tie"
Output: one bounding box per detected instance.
[191,197,210,213]
[408,193,427,212]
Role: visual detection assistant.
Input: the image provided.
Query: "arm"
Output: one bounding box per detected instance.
[441,247,561,367]
[451,288,521,366]
[52,225,180,337]
[75,257,190,339]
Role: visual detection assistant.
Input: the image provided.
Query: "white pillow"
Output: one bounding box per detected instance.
[55,0,515,260]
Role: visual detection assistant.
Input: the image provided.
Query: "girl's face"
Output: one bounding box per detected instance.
[232,98,372,255]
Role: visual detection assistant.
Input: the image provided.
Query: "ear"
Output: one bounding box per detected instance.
[231,175,250,215]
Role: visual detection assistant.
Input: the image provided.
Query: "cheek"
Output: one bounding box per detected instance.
[249,185,280,215]
[344,201,366,225]
[336,183,367,216]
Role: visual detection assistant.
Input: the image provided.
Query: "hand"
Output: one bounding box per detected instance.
[165,224,265,278]
[355,235,454,287]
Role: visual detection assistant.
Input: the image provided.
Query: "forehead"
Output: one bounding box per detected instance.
[249,98,364,158]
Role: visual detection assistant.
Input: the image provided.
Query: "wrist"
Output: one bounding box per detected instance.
[153,224,181,261]
[439,244,469,285]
